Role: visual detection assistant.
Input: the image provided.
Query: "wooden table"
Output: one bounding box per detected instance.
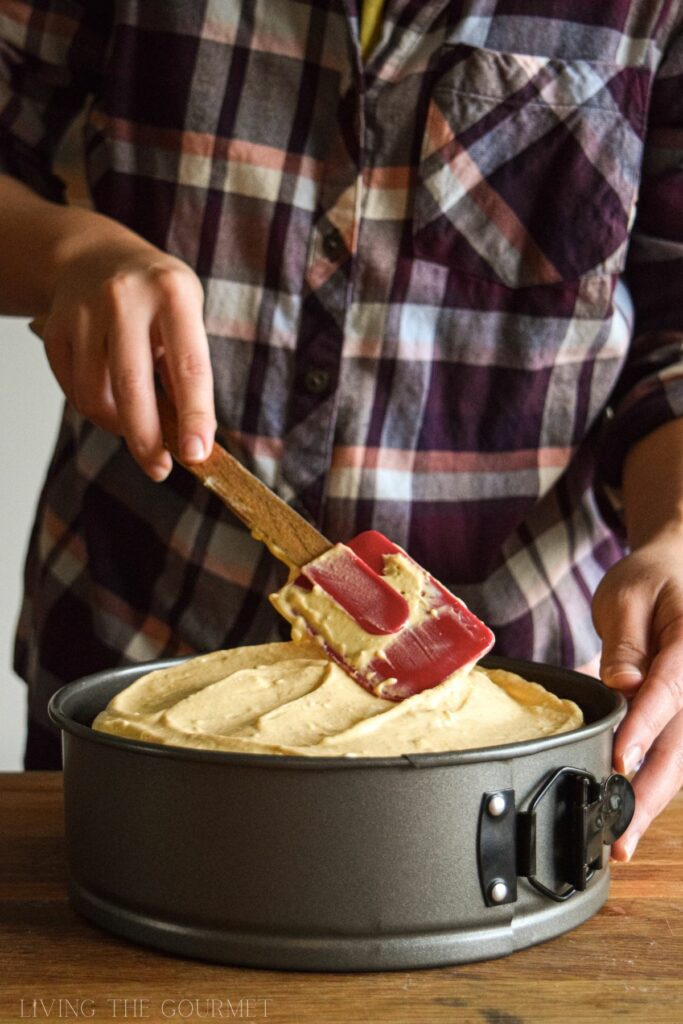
[1,773,680,1024]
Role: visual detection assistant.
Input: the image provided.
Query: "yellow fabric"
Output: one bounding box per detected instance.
[360,0,384,59]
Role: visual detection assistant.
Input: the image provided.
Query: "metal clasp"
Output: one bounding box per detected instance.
[478,768,635,906]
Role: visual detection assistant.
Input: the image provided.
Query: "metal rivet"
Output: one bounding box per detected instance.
[487,793,507,817]
[489,881,508,904]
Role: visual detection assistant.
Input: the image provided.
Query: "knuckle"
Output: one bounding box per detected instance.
[112,366,147,402]
[609,637,649,662]
[151,264,195,301]
[102,274,133,307]
[178,407,217,433]
[175,348,209,382]
[662,672,683,708]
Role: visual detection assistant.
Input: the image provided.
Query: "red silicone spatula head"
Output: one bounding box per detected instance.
[302,545,410,635]
[273,531,495,700]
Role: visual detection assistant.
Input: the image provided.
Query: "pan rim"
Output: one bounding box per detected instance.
[48,653,627,770]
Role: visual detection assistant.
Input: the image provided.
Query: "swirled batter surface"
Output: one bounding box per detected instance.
[92,641,583,756]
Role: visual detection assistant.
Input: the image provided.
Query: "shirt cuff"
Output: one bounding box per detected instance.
[596,370,683,536]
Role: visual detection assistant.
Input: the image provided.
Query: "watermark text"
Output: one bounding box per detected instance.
[18,997,270,1019]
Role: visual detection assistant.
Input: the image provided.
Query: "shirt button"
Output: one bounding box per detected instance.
[304,368,331,395]
[322,228,344,262]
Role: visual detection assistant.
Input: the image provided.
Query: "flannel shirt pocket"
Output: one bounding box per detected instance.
[413,45,650,287]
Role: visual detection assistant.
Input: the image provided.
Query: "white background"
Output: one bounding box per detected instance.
[0,316,63,768]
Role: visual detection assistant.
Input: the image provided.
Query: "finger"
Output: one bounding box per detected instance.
[612,621,683,776]
[157,291,215,463]
[41,319,75,402]
[594,582,651,691]
[108,324,173,482]
[611,706,683,861]
[71,331,121,435]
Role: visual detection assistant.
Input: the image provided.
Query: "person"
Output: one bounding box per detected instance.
[1,0,681,863]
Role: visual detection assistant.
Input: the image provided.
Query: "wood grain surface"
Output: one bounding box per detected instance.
[0,772,680,1024]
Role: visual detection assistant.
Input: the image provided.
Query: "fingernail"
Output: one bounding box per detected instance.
[623,831,641,862]
[182,435,206,462]
[603,666,643,687]
[622,744,643,775]
[149,462,171,483]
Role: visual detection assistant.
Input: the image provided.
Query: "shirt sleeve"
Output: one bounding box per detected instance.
[598,17,683,502]
[0,0,111,202]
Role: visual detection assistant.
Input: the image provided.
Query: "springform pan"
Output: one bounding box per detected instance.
[48,655,635,971]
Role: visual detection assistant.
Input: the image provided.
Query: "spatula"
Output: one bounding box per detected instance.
[158,392,494,699]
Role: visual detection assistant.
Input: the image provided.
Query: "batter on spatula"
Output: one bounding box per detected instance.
[271,531,494,699]
[157,394,494,702]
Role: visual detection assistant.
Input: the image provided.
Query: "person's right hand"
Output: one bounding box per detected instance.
[32,242,216,481]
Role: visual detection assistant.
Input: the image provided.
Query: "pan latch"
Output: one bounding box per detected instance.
[478,768,635,907]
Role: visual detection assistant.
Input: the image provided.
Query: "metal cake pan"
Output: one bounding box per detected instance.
[48,655,634,971]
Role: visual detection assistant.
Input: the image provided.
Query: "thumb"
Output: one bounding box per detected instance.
[593,580,650,691]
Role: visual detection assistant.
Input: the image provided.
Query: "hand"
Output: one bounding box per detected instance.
[592,529,683,861]
[32,242,216,481]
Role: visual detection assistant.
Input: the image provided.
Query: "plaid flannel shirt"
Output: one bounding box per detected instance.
[2,0,683,756]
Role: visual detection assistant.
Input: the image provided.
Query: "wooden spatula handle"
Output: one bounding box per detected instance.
[157,390,330,569]
[28,315,329,570]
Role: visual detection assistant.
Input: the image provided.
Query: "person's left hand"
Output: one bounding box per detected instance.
[592,529,683,861]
